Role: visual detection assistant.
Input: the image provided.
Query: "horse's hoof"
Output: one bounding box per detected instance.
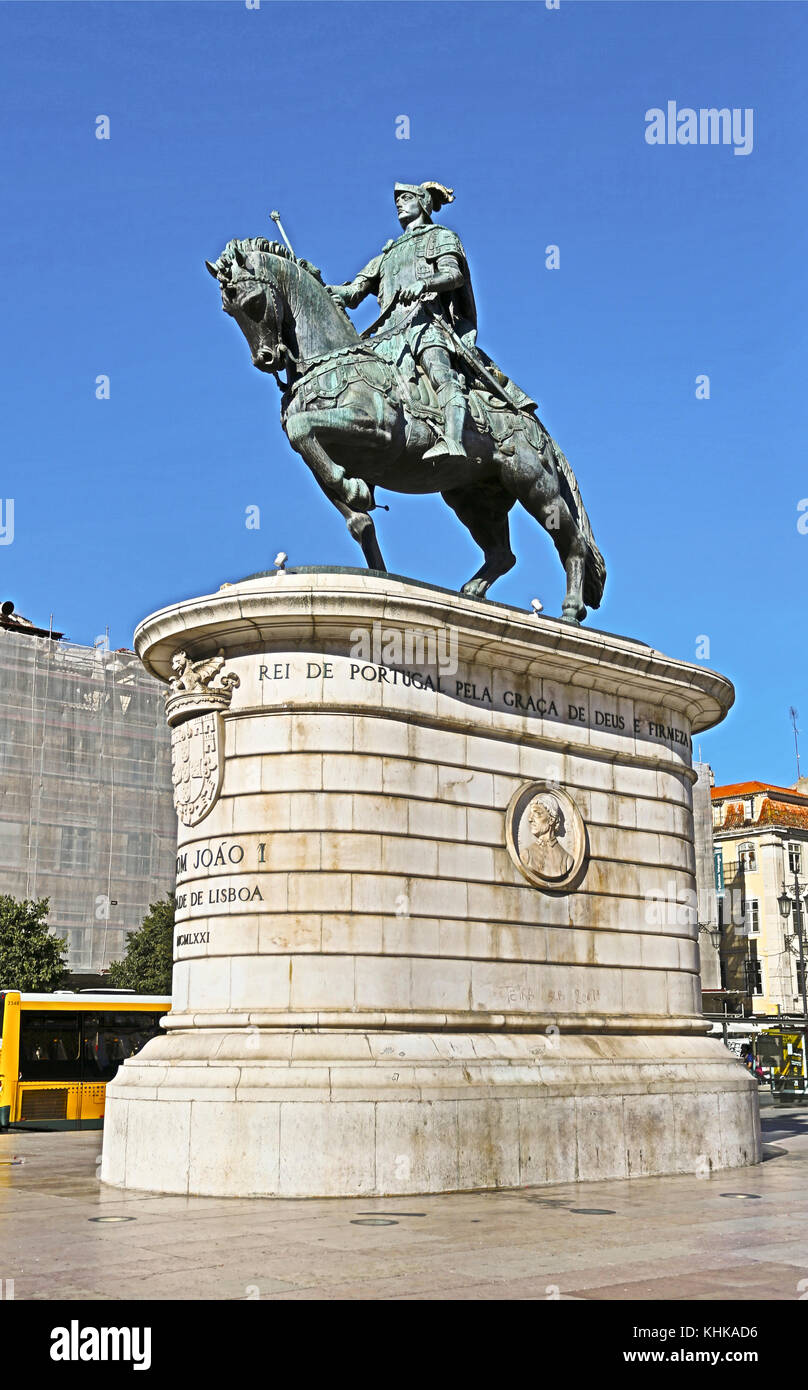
[344,479,373,512]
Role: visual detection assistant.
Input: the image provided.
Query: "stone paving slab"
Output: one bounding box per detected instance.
[0,1111,806,1301]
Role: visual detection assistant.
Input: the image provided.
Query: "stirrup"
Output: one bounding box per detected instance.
[424,436,468,460]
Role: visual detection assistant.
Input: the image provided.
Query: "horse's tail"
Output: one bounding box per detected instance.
[544,432,606,611]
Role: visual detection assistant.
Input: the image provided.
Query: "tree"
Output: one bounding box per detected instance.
[107,893,175,994]
[0,896,68,991]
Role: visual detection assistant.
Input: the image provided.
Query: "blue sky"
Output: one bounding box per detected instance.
[2,0,806,786]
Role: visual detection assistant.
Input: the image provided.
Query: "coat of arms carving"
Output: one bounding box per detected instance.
[164,648,240,826]
[171,710,225,827]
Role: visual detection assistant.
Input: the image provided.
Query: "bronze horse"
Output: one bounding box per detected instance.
[207,238,605,623]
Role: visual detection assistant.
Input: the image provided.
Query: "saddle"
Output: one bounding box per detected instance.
[283,342,537,455]
[398,371,535,455]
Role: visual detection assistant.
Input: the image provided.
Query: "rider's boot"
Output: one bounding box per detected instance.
[423,383,468,460]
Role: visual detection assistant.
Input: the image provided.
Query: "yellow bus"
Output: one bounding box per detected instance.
[756,1026,807,1102]
[0,990,170,1131]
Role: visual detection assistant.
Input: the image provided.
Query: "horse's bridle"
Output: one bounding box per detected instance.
[222,269,297,383]
[225,267,426,391]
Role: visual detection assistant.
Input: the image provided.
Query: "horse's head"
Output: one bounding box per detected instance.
[208,237,359,379]
[206,239,291,375]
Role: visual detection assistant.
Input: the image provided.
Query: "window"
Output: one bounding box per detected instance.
[789,843,803,876]
[743,898,760,935]
[744,956,763,996]
[125,831,151,877]
[797,962,806,998]
[18,1011,164,1084]
[59,826,92,871]
[60,728,96,762]
[0,821,24,866]
[81,1012,164,1082]
[738,842,757,873]
[67,930,91,970]
[18,1013,82,1081]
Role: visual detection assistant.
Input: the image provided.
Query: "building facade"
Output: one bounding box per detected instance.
[0,608,176,973]
[692,762,721,993]
[710,778,808,1016]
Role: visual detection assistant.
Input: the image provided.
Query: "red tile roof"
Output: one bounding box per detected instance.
[758,800,808,829]
[715,795,808,832]
[712,781,808,801]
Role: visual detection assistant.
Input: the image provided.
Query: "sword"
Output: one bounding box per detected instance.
[270,210,296,257]
[419,295,522,411]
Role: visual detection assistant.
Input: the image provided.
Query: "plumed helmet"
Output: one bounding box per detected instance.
[394,181,455,219]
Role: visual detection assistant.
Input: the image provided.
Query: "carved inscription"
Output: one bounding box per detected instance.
[256,660,692,749]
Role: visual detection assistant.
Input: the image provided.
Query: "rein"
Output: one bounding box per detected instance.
[284,300,427,401]
[291,297,426,380]
[232,269,428,405]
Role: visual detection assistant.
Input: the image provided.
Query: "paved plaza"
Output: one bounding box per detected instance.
[0,1103,805,1301]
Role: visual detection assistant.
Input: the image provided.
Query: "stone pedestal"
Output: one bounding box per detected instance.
[101,570,760,1196]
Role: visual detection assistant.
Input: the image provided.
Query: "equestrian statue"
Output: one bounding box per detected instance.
[206,181,606,623]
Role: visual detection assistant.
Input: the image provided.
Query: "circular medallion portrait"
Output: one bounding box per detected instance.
[505,782,587,891]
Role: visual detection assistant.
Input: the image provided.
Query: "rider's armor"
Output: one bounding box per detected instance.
[336,223,473,456]
[334,210,536,456]
[379,224,475,349]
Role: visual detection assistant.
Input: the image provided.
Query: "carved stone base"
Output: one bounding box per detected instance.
[101,570,760,1196]
[102,1029,759,1197]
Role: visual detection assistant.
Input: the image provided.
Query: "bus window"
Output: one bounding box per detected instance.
[82,1013,163,1082]
[18,1013,82,1082]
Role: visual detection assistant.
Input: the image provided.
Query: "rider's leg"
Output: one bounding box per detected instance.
[420,346,468,459]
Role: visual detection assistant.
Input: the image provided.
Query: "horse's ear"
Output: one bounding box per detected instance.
[205,260,221,279]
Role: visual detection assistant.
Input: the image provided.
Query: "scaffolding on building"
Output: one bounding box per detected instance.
[0,628,176,973]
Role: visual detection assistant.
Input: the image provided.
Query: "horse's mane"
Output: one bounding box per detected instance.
[215,237,326,287]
